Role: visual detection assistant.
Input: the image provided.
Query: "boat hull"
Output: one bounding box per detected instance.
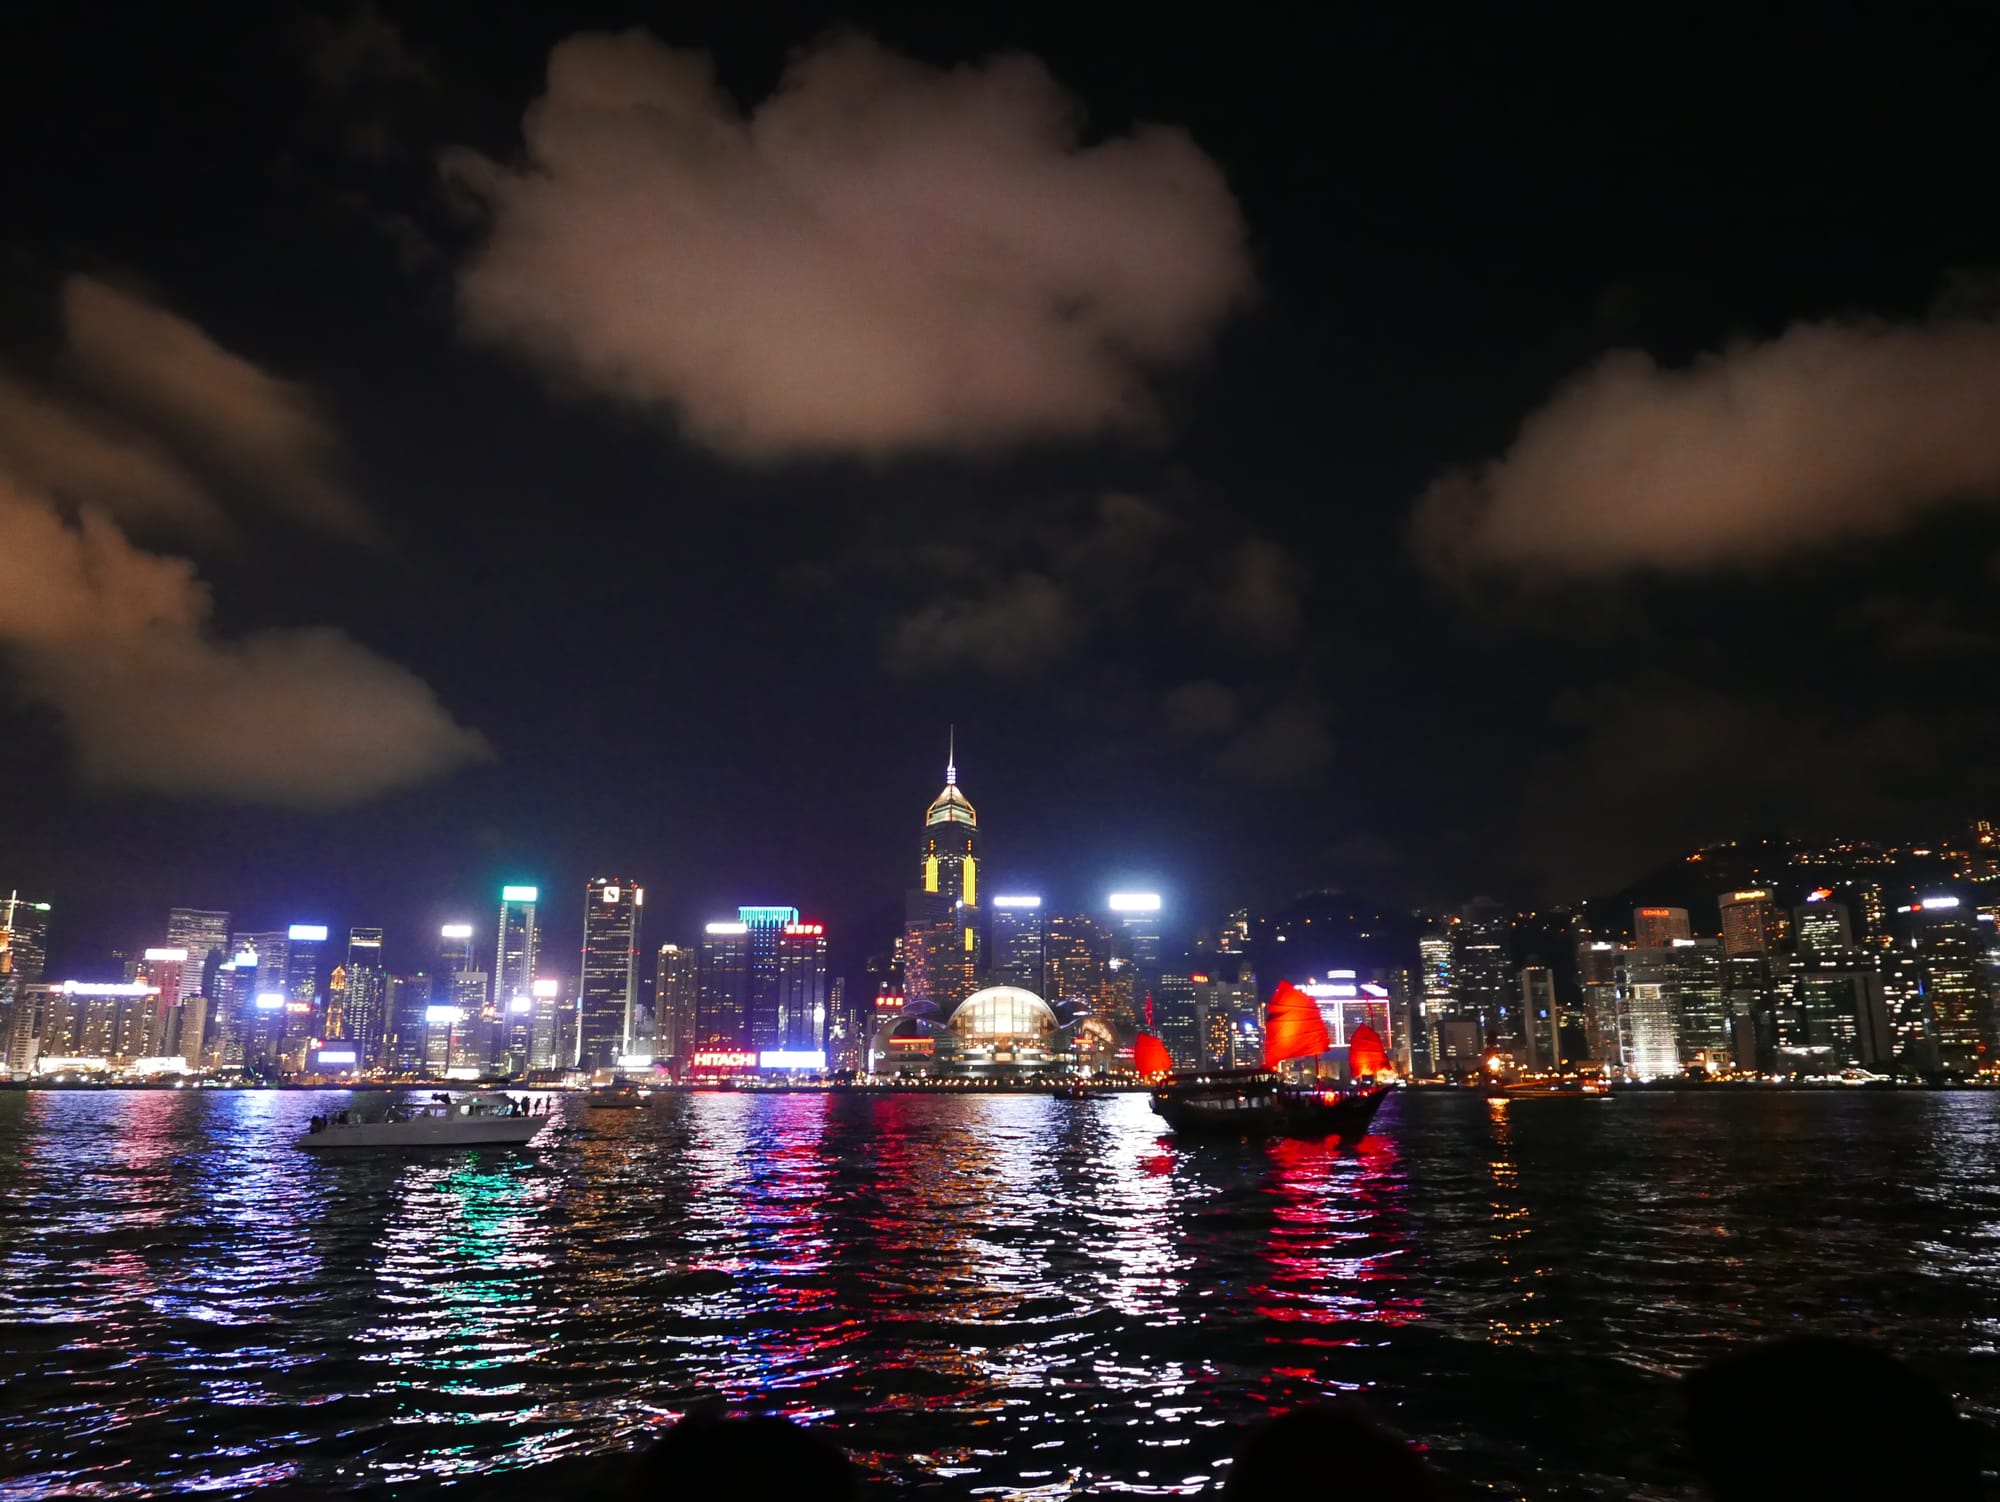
[295,1117,546,1150]
[1150,1078,1389,1140]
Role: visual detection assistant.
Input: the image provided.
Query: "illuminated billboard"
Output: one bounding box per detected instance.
[59,981,158,997]
[440,923,474,939]
[758,1050,827,1070]
[254,993,287,1010]
[288,924,329,942]
[143,947,189,962]
[501,885,538,903]
[425,1004,463,1024]
[992,894,1042,908]
[508,997,534,1014]
[532,979,560,997]
[1107,892,1162,913]
[690,1049,757,1070]
[314,1049,358,1068]
[704,921,748,935]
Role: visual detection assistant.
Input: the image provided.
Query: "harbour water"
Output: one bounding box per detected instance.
[2,1088,1996,1497]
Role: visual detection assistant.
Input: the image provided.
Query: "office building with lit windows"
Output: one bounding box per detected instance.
[579,878,644,1069]
[1108,893,1164,1025]
[494,886,540,1068]
[698,907,828,1060]
[1891,895,1992,1072]
[164,908,229,1007]
[991,895,1046,993]
[2,893,52,1077]
[655,942,698,1069]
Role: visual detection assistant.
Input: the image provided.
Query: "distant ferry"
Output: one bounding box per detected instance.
[1488,1078,1610,1100]
[585,1083,646,1108]
[1142,983,1391,1141]
[296,1092,546,1150]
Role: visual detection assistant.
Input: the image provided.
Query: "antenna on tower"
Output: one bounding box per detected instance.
[946,724,957,785]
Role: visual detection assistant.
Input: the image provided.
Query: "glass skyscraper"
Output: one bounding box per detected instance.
[991,895,1046,994]
[494,886,540,1068]
[579,877,644,1069]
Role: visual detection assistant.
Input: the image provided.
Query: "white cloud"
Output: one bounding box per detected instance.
[1415,315,2000,577]
[0,479,488,804]
[888,571,1078,671]
[61,276,377,541]
[449,30,1253,460]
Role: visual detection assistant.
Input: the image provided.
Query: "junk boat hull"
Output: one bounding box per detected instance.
[1150,1073,1389,1140]
[297,1093,546,1150]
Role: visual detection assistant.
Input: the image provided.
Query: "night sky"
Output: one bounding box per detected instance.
[5,2,2000,974]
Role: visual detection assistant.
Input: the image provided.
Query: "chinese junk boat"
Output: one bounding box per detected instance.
[1145,982,1391,1140]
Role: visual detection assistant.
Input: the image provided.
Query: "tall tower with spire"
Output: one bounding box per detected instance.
[905,731,982,1015]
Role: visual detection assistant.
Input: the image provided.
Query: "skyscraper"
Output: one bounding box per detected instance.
[164,908,229,1008]
[696,907,826,1057]
[1718,891,1776,957]
[655,942,698,1068]
[775,919,828,1054]
[1576,940,1621,1063]
[1795,899,1856,954]
[1891,896,1992,1072]
[1045,913,1104,1015]
[1517,966,1556,1070]
[495,885,540,1067]
[436,923,487,1072]
[340,928,386,1066]
[1417,932,1453,1073]
[698,918,751,1048]
[905,739,980,1014]
[1453,899,1512,1046]
[579,878,644,1069]
[1634,907,1693,947]
[991,895,1046,993]
[281,925,327,1068]
[2,893,51,1076]
[1108,893,1164,1025]
[1619,938,1725,1075]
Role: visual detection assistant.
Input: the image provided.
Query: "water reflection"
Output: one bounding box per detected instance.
[2,1089,1998,1498]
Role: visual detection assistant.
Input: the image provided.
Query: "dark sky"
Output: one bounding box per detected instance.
[5,2,2000,975]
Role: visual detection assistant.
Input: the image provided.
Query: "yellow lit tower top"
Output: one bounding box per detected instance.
[923,727,978,909]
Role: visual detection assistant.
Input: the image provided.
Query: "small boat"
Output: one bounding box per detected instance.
[1144,985,1392,1141]
[1490,1078,1610,1100]
[585,1082,646,1109]
[296,1092,545,1150]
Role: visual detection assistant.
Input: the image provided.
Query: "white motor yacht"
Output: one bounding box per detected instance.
[296,1092,547,1150]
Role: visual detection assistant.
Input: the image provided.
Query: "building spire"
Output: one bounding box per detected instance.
[946,724,957,786]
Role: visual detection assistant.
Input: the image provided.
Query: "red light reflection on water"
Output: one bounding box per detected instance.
[1249,1128,1423,1337]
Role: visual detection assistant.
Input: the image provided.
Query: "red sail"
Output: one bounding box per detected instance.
[1348,1023,1389,1079]
[1134,1033,1173,1080]
[1262,980,1332,1069]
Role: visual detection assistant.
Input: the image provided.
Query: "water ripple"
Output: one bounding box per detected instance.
[1,1088,1997,1497]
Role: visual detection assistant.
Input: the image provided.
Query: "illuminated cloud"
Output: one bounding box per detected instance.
[1414,315,2000,577]
[60,277,378,542]
[450,30,1253,460]
[888,571,1079,671]
[0,479,487,805]
[0,375,223,536]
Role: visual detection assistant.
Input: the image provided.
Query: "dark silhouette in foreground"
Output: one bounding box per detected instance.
[1227,1403,1441,1499]
[633,1413,856,1499]
[1684,1337,1981,1501]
